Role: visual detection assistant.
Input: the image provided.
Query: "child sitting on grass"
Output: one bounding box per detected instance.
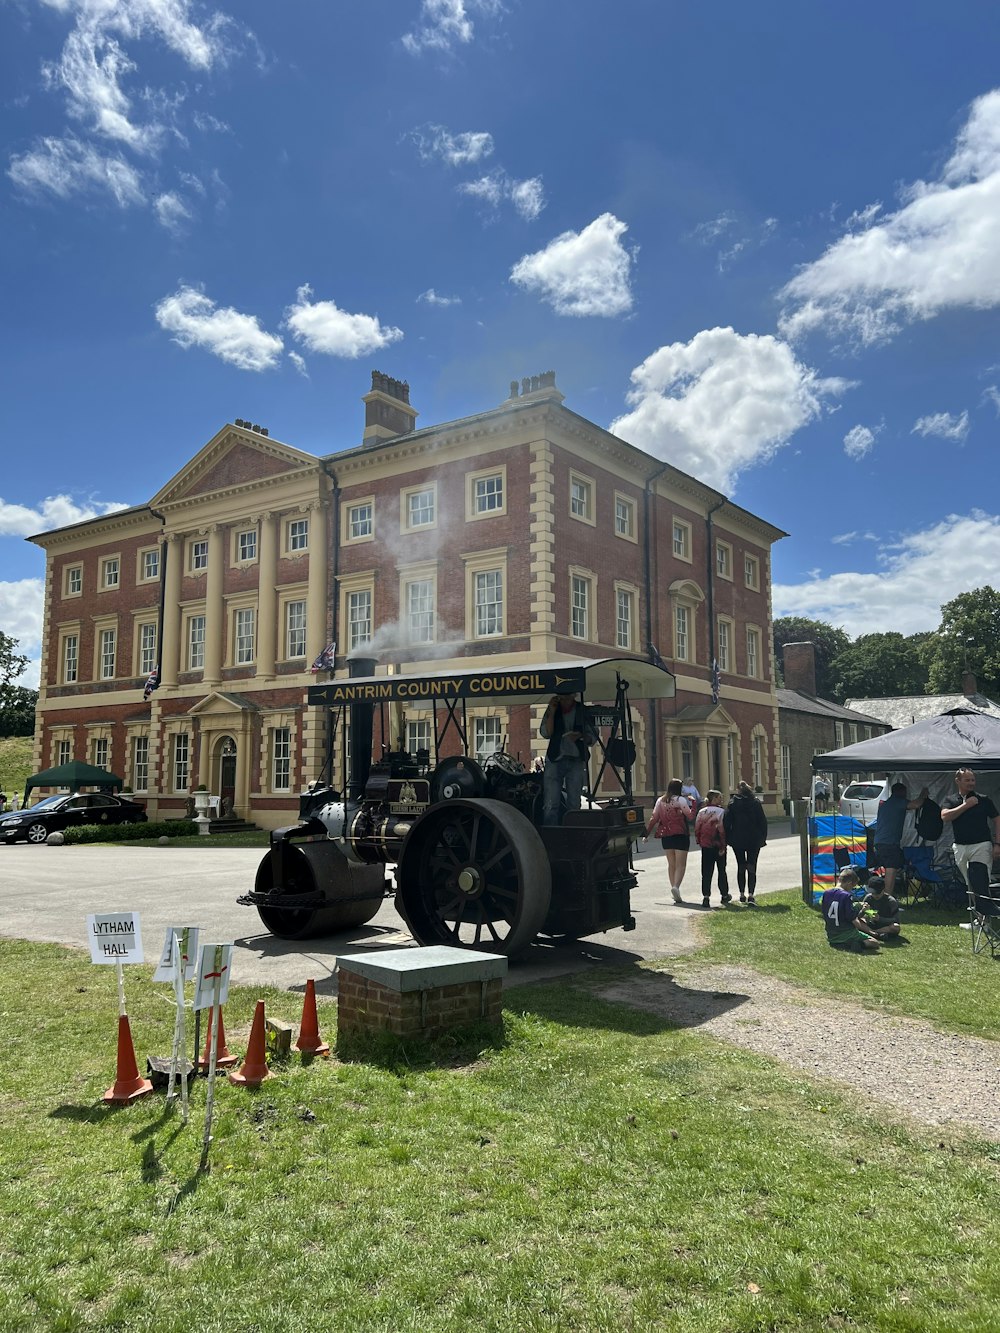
[820,868,881,952]
[858,874,902,941]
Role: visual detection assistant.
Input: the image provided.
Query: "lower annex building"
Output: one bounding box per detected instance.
[29,371,787,829]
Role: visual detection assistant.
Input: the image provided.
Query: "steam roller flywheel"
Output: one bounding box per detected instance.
[396,798,551,957]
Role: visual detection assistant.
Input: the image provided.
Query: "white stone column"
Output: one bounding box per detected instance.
[697,735,710,795]
[203,525,224,686]
[306,501,328,664]
[256,511,277,679]
[160,533,182,688]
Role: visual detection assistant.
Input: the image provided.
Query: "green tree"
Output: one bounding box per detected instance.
[772,617,851,699]
[0,686,37,738]
[0,633,31,738]
[925,587,1000,697]
[829,632,928,701]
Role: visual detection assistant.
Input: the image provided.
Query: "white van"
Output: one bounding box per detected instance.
[839,779,890,825]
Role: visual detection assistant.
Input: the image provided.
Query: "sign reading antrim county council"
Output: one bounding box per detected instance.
[309,667,587,707]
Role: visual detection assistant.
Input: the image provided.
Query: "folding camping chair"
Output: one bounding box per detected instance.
[966,872,1000,957]
[900,845,964,908]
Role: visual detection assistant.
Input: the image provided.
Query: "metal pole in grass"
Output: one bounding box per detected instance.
[196,943,231,1172]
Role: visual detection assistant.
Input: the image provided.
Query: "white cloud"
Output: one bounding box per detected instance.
[510,213,633,317]
[0,494,130,538]
[7,135,145,205]
[509,176,544,221]
[774,511,1000,636]
[458,169,544,220]
[831,531,879,545]
[0,580,45,687]
[690,212,735,244]
[843,423,880,460]
[155,284,284,371]
[285,284,403,359]
[985,385,1000,416]
[610,327,850,491]
[780,89,1000,345]
[402,0,501,55]
[411,124,494,166]
[417,288,461,306]
[288,351,308,378]
[154,189,191,232]
[912,410,970,442]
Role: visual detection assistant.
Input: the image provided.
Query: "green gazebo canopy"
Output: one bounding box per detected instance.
[25,761,125,795]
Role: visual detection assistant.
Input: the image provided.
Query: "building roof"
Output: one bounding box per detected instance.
[845,693,1000,728]
[777,688,888,726]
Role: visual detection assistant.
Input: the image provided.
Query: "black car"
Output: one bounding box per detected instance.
[0,792,148,844]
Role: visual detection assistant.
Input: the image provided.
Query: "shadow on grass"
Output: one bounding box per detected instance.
[510,968,751,1034]
[335,1018,507,1073]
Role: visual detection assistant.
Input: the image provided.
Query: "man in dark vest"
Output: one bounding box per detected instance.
[539,689,597,825]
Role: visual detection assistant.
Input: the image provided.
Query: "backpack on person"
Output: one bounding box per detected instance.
[915,798,943,842]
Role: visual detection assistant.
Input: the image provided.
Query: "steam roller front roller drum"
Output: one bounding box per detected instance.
[254,839,384,940]
[396,798,551,957]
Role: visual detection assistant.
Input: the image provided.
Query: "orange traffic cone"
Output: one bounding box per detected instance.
[200,1007,238,1070]
[104,1014,154,1105]
[228,1001,272,1087]
[295,979,330,1057]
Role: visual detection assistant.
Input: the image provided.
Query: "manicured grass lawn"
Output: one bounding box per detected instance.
[0,735,32,799]
[695,889,1000,1041]
[2,938,1000,1331]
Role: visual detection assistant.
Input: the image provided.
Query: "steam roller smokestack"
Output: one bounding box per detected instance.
[347,655,378,800]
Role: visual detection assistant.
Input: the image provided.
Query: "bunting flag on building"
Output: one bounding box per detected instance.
[711,658,721,705]
[310,643,337,673]
[143,667,160,701]
[647,642,669,673]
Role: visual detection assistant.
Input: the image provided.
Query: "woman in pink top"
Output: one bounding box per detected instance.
[643,778,692,904]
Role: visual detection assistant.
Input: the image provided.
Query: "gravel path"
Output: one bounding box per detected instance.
[600,963,1000,1138]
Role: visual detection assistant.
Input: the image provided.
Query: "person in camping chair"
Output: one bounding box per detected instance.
[942,768,1000,897]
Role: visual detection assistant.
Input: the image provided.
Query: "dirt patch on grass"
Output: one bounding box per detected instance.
[601,964,1000,1138]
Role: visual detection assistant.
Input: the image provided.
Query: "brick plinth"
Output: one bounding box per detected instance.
[336,946,507,1038]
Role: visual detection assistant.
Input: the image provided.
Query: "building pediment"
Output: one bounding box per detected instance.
[186,691,260,718]
[151,426,318,510]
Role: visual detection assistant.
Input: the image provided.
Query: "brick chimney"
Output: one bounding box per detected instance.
[363,371,418,444]
[962,671,978,697]
[783,641,817,696]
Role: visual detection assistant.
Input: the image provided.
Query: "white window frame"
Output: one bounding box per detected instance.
[614,583,637,652]
[401,483,437,533]
[100,556,120,591]
[92,736,110,770]
[348,589,372,652]
[717,617,732,673]
[235,527,258,565]
[138,547,160,584]
[744,553,760,590]
[187,613,206,671]
[272,726,292,791]
[672,519,692,562]
[98,627,117,680]
[405,717,433,757]
[234,606,256,665]
[751,731,764,789]
[614,492,637,543]
[132,736,149,793]
[189,538,208,573]
[405,577,435,645]
[137,621,157,677]
[716,540,732,580]
[463,548,508,640]
[64,564,83,598]
[286,517,309,553]
[60,629,80,684]
[467,467,507,521]
[780,744,791,799]
[746,625,761,679]
[56,738,72,767]
[342,497,375,545]
[284,599,307,660]
[473,716,503,763]
[568,566,597,642]
[568,470,595,526]
[675,604,690,662]
[338,573,375,653]
[172,732,190,792]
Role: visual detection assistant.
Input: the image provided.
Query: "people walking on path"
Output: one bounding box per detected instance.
[644,778,692,904]
[723,781,768,905]
[695,789,730,908]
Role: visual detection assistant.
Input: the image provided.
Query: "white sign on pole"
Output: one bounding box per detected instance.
[153,925,200,983]
[193,943,233,1011]
[86,912,144,965]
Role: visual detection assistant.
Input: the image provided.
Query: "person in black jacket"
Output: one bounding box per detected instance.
[539,690,597,825]
[723,781,768,905]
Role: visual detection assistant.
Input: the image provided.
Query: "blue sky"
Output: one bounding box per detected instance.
[4,0,1000,687]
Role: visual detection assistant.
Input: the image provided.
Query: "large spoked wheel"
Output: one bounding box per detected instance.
[26,822,49,845]
[396,799,551,957]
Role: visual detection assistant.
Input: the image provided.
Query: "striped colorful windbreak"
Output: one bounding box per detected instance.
[810,815,868,904]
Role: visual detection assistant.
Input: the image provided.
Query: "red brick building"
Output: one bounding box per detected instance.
[30,371,786,826]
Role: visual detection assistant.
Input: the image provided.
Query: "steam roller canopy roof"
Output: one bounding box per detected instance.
[308,657,676,708]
